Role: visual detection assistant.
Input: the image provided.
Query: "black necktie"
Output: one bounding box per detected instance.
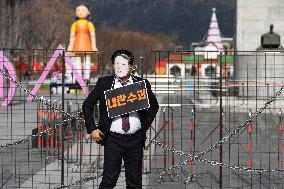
[120,80,130,132]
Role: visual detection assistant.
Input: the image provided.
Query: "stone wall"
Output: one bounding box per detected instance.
[237,0,284,51]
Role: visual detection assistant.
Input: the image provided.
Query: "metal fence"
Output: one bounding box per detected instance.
[0,49,284,188]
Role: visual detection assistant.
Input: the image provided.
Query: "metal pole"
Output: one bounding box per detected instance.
[163,108,167,170]
[277,109,283,178]
[219,52,223,189]
[139,53,144,78]
[170,108,174,173]
[61,50,66,186]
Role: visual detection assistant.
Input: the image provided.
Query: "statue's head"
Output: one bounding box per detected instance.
[75,4,91,20]
[270,24,274,34]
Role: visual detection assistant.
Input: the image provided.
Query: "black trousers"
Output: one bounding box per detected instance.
[99,130,143,189]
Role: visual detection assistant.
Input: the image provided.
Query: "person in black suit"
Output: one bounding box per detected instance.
[82,49,159,189]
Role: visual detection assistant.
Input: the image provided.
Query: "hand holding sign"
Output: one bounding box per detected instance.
[91,129,104,143]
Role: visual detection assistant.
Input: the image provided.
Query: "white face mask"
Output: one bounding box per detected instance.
[113,56,130,78]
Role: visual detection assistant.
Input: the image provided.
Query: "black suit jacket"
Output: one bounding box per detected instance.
[82,74,159,145]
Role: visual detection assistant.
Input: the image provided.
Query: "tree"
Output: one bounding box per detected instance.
[96,26,174,73]
[0,0,74,50]
[0,1,175,74]
[19,0,73,50]
[0,0,22,49]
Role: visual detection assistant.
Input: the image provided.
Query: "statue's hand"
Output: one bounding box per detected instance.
[92,46,98,52]
[66,46,74,57]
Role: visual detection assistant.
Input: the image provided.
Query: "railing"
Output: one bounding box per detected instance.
[0,49,284,188]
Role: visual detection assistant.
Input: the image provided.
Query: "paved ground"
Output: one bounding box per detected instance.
[1,85,284,188]
[146,91,284,189]
[0,89,86,188]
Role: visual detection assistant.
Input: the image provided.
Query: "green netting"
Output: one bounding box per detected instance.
[28,84,50,93]
[219,56,234,63]
[183,55,204,62]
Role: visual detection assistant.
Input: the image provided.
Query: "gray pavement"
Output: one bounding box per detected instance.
[0,87,284,188]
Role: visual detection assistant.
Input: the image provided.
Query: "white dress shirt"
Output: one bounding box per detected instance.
[110,76,142,134]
